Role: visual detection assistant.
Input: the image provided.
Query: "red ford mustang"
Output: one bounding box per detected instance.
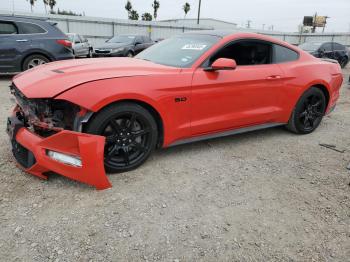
[7,31,343,189]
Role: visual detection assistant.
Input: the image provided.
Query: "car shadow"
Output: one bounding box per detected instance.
[0,75,14,82]
[154,126,289,158]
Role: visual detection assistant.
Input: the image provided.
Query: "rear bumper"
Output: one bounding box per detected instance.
[92,52,124,57]
[7,116,111,190]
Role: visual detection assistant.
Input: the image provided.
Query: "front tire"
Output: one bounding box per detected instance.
[23,54,50,71]
[85,103,158,173]
[286,87,326,134]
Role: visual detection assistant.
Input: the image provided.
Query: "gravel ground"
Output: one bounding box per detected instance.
[0,68,349,262]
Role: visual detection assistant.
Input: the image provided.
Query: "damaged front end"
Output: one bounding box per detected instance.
[7,84,111,190]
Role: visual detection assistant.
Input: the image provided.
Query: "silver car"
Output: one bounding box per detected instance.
[67,33,92,58]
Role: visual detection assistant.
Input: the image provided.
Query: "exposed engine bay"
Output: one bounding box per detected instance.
[10,84,85,137]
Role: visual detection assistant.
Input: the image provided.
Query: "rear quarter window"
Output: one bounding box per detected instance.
[16,22,46,34]
[0,21,18,34]
[273,44,299,63]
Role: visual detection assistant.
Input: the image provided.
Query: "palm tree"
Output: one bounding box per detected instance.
[48,0,56,13]
[129,10,139,20]
[27,0,37,12]
[43,0,49,14]
[125,0,133,16]
[152,0,160,20]
[142,12,153,21]
[183,2,190,18]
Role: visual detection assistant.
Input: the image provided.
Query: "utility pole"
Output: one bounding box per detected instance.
[312,12,317,33]
[12,0,15,14]
[197,0,202,25]
[246,20,251,29]
[262,24,265,30]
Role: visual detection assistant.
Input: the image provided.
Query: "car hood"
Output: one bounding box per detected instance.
[94,43,131,49]
[13,58,180,98]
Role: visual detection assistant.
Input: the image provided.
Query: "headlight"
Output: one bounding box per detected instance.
[111,48,125,53]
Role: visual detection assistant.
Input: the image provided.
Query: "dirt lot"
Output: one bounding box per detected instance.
[0,68,349,262]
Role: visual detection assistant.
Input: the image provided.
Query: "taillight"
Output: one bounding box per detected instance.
[56,39,72,48]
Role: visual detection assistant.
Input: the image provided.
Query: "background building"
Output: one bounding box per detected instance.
[160,18,238,30]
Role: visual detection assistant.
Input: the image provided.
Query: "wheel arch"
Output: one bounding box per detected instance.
[286,82,331,123]
[312,84,330,108]
[21,52,53,71]
[86,99,164,148]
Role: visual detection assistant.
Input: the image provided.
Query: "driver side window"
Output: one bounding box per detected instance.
[75,35,82,44]
[208,40,272,66]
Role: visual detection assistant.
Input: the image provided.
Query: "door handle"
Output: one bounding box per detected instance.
[266,75,281,80]
[16,39,28,42]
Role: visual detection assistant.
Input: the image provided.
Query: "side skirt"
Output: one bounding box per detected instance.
[169,123,285,147]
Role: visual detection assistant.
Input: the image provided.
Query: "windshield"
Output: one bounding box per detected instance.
[299,42,322,51]
[136,34,220,68]
[107,35,136,44]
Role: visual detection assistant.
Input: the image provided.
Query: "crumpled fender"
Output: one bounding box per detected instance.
[15,128,111,190]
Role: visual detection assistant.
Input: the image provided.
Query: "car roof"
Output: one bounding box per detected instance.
[183,30,282,42]
[184,30,298,48]
[0,15,55,27]
[0,15,46,23]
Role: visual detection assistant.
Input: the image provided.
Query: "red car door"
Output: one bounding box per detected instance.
[190,64,285,136]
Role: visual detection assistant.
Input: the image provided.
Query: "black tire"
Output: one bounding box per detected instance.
[87,49,92,58]
[126,51,134,58]
[23,54,50,71]
[286,87,326,134]
[85,103,158,173]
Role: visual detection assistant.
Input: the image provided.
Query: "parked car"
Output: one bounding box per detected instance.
[66,33,93,58]
[93,34,154,57]
[0,15,74,73]
[299,41,349,68]
[7,31,343,189]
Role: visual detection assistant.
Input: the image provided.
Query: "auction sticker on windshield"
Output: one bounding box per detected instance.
[181,44,207,50]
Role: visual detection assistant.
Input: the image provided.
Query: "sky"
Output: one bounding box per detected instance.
[1,0,349,32]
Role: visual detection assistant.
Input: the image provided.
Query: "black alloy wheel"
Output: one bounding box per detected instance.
[287,87,326,134]
[85,103,158,173]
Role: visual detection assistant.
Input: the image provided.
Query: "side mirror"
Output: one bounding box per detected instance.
[205,58,237,72]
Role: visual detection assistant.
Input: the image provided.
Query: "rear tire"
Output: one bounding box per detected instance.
[286,87,326,134]
[22,54,50,71]
[85,103,158,173]
[87,49,92,58]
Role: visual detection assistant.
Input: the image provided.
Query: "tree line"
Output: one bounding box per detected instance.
[25,0,192,20]
[126,0,191,21]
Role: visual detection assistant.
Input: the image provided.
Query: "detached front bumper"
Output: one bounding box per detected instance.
[7,116,111,190]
